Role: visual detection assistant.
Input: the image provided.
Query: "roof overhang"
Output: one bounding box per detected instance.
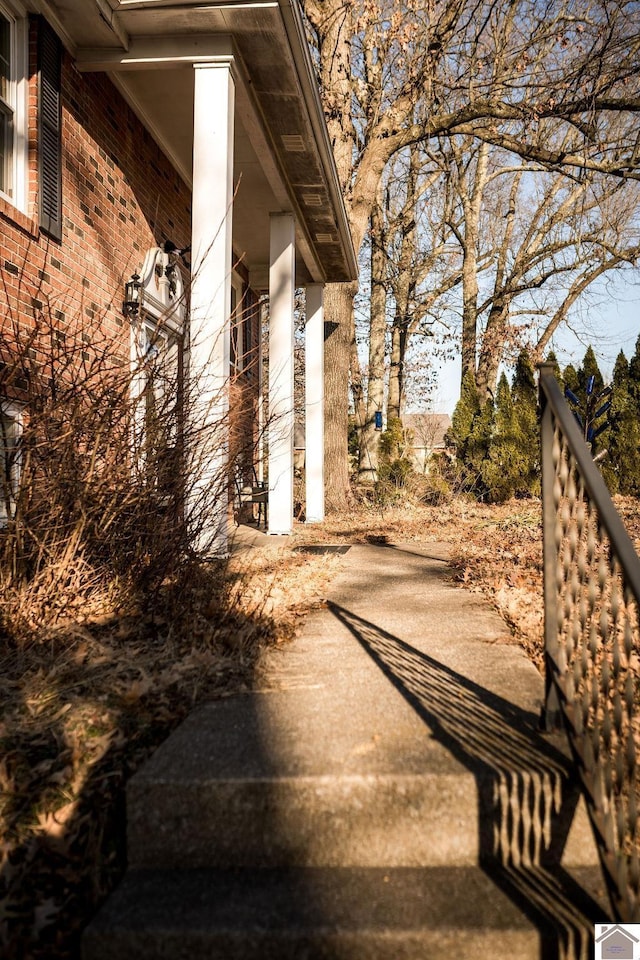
[27,0,357,287]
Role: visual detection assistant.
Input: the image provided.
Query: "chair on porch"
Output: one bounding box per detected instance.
[234,466,268,530]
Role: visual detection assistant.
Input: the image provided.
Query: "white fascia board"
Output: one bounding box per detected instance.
[277,0,357,280]
[24,0,128,51]
[76,33,234,70]
[21,0,78,53]
[116,1,277,9]
[37,0,277,15]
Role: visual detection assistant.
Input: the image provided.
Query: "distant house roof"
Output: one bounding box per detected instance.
[402,413,452,449]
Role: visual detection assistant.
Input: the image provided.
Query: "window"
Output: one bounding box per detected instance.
[132,314,183,497]
[0,1,27,212]
[130,248,186,493]
[139,318,181,451]
[0,401,21,525]
[0,13,11,195]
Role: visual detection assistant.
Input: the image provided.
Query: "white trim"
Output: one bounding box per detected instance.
[267,211,295,535]
[93,0,129,50]
[188,59,235,556]
[137,246,186,332]
[0,0,28,213]
[75,35,236,72]
[129,246,186,463]
[117,1,278,7]
[230,270,245,373]
[305,283,324,523]
[256,295,267,483]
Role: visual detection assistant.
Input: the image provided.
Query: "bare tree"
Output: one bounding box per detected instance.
[355,144,460,481]
[357,186,387,484]
[303,0,640,508]
[435,132,640,400]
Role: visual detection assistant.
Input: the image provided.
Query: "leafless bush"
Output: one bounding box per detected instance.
[0,293,251,644]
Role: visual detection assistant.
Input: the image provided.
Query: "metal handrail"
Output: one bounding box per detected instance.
[539,363,640,921]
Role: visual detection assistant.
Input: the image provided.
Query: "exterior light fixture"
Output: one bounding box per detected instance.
[123,272,142,318]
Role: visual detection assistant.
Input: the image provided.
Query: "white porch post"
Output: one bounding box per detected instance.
[188,60,235,555]
[268,213,296,535]
[305,283,324,523]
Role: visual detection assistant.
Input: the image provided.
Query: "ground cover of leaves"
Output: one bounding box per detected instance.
[4,495,640,958]
[0,544,342,959]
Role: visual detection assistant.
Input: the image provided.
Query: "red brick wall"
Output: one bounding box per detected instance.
[1,16,263,489]
[1,17,192,359]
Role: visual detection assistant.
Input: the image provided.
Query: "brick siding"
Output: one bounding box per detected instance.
[1,16,261,451]
[1,18,192,362]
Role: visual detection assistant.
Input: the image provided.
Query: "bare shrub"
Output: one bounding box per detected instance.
[0,289,252,643]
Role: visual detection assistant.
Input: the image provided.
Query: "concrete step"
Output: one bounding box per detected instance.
[83,543,609,960]
[82,865,604,960]
[127,697,599,871]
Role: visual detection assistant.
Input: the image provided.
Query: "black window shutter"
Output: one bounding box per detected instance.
[38,19,62,241]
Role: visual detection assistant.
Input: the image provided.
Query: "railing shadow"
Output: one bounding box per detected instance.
[328,601,609,960]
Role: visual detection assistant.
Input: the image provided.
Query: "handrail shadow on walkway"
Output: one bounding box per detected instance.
[328,602,609,960]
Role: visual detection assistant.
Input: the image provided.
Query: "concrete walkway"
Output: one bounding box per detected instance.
[83,540,610,960]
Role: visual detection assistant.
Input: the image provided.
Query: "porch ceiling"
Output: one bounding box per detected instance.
[31,0,357,288]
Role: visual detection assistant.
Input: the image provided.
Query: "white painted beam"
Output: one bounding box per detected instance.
[305,283,324,523]
[268,213,295,535]
[75,35,234,70]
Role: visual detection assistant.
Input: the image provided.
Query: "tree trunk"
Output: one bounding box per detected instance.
[474,170,519,402]
[460,263,478,385]
[388,323,409,421]
[457,141,489,388]
[324,280,357,512]
[359,203,387,484]
[476,301,508,403]
[387,143,419,424]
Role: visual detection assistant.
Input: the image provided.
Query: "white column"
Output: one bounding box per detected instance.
[305,283,324,523]
[268,213,295,535]
[188,60,235,555]
[256,296,268,484]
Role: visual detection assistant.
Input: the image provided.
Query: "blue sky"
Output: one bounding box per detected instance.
[430,275,640,415]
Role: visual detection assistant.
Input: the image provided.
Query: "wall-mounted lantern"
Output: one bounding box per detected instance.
[123,272,142,318]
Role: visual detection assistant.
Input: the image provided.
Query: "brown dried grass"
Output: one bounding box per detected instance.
[4,489,640,958]
[0,543,343,958]
[0,307,344,957]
